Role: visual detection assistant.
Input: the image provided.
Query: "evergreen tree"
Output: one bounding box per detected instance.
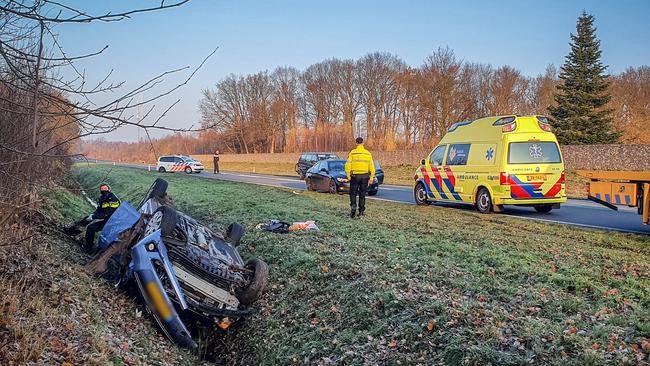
[549,12,620,144]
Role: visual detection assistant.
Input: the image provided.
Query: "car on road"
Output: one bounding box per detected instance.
[91,178,268,349]
[305,159,382,196]
[295,152,339,180]
[413,115,567,214]
[157,155,204,174]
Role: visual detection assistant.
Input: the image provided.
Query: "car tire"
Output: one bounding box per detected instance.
[237,259,269,306]
[306,178,313,191]
[414,182,431,205]
[144,205,177,237]
[367,190,378,196]
[476,187,493,214]
[227,223,245,246]
[328,179,337,194]
[137,178,168,209]
[184,167,192,174]
[534,205,553,213]
[158,167,166,173]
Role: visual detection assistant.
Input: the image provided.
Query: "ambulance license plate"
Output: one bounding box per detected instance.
[526,174,547,181]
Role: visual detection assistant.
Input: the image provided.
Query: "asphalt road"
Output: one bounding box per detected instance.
[104,162,650,235]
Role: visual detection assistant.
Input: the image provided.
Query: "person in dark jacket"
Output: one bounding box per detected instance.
[71,183,121,252]
[213,149,220,174]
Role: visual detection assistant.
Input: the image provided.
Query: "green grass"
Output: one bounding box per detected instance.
[71,164,650,365]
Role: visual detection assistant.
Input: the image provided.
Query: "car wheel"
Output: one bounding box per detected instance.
[328,179,337,194]
[414,182,431,205]
[476,187,493,214]
[227,223,245,246]
[144,206,177,237]
[534,205,553,213]
[306,178,313,191]
[158,167,166,173]
[237,259,269,306]
[299,171,305,180]
[137,178,168,210]
[184,166,192,174]
[367,190,378,196]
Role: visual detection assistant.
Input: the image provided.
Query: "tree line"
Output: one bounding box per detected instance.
[83,12,649,161]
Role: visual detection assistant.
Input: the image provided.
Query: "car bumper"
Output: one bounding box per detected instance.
[494,196,567,205]
[336,182,379,193]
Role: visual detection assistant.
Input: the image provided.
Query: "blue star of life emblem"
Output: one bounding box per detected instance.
[485,147,494,161]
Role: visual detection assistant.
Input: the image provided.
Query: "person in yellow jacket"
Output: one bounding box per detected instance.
[345,137,375,218]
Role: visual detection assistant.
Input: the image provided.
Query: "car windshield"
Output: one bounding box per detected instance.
[184,157,198,162]
[508,142,562,164]
[328,160,346,172]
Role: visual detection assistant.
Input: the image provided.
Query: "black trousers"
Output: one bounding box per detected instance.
[349,174,370,212]
[213,157,220,173]
[85,219,106,250]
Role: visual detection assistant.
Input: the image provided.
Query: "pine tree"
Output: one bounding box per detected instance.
[549,12,620,144]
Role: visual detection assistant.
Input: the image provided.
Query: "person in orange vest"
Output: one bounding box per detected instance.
[344,137,375,218]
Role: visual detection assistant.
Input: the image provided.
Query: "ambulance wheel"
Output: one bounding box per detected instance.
[184,167,192,174]
[476,187,493,214]
[158,167,166,173]
[414,182,432,205]
[534,205,553,213]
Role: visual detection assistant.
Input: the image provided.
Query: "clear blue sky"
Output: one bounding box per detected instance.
[54,0,650,141]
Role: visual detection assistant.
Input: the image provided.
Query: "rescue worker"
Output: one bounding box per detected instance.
[68,184,121,252]
[345,137,375,218]
[213,149,220,174]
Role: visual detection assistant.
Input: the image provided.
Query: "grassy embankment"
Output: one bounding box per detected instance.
[0,178,204,365]
[71,164,649,365]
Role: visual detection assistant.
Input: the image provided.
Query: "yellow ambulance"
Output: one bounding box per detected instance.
[413,115,567,213]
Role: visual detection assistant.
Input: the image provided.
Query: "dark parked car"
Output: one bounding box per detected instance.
[295,152,339,180]
[305,159,384,196]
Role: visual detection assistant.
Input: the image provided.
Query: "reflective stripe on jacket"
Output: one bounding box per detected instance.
[345,145,375,181]
[94,191,121,219]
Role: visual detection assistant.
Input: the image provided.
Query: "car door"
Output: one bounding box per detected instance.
[312,161,327,191]
[426,145,448,201]
[444,143,471,202]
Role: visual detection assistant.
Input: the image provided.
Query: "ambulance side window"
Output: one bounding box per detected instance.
[429,145,446,166]
[446,144,471,166]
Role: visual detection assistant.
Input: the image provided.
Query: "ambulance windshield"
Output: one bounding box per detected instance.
[508,142,562,164]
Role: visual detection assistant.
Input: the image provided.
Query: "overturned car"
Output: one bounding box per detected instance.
[87,178,268,349]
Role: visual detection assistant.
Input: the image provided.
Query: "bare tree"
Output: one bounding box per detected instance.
[0,0,213,225]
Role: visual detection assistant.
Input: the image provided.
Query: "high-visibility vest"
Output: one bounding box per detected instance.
[345,145,375,180]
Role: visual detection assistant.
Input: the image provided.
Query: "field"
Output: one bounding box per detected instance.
[66,164,650,365]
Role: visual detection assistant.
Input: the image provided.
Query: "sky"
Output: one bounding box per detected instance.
[52,0,650,142]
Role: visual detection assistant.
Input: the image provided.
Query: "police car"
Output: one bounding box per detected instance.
[156,155,204,174]
[414,115,567,214]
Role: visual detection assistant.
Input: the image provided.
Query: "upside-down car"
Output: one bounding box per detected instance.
[90,178,268,349]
